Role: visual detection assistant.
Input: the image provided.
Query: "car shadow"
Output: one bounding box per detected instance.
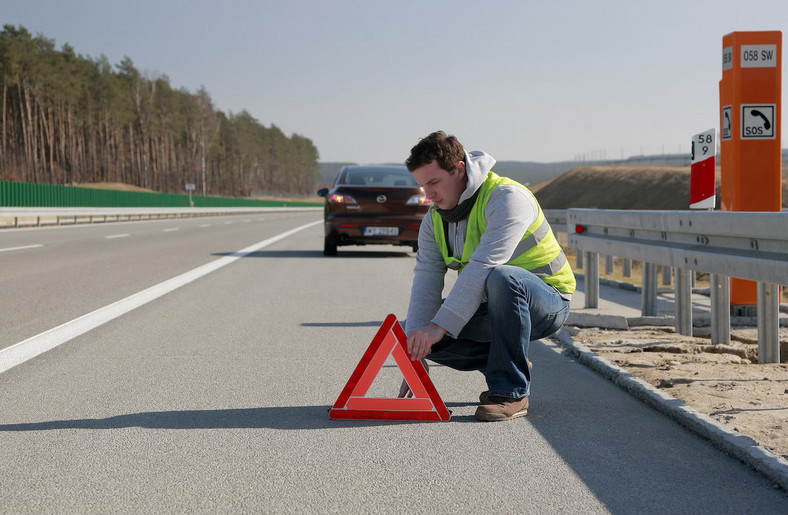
[212,250,413,259]
[301,321,386,328]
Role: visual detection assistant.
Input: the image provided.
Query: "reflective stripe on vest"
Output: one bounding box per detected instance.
[431,171,576,294]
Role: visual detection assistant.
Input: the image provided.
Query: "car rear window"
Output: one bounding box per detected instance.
[341,169,418,187]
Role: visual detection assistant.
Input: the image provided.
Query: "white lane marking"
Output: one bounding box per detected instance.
[105,234,129,239]
[199,224,211,228]
[0,244,43,253]
[224,221,233,225]
[163,228,179,232]
[0,220,321,375]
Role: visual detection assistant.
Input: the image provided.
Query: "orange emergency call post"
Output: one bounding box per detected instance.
[719,31,782,306]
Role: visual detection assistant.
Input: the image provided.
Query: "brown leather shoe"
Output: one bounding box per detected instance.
[475,395,529,422]
[478,360,532,404]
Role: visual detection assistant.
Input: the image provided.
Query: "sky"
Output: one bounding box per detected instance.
[3,0,786,164]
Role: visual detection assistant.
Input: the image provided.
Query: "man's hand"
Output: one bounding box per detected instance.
[406,323,446,361]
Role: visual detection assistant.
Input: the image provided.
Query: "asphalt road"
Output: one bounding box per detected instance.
[1,213,786,513]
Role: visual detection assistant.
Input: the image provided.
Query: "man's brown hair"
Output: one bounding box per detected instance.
[405,131,465,172]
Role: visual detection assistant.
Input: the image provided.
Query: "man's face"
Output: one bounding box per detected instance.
[412,160,467,210]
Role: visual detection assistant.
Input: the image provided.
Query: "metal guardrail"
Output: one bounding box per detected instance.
[564,208,787,364]
[0,207,321,228]
[543,209,568,230]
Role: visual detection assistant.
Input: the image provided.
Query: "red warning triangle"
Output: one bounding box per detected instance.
[329,314,450,421]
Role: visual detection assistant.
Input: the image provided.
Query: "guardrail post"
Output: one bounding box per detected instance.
[642,262,658,316]
[584,251,599,308]
[710,274,731,345]
[757,282,780,364]
[674,268,693,335]
[622,258,632,277]
[576,250,583,269]
[662,265,672,286]
[605,255,614,275]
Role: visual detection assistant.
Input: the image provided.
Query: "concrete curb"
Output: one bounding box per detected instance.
[566,313,677,329]
[565,312,629,330]
[551,328,788,491]
[627,316,675,327]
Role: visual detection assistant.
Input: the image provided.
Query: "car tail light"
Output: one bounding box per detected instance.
[329,193,357,204]
[406,193,430,205]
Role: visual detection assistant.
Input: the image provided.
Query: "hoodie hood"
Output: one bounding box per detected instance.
[460,150,496,203]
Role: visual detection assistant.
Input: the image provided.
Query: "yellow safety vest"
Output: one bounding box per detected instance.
[431,171,576,294]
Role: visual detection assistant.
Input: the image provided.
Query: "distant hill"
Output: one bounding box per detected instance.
[491,161,581,186]
[318,160,580,189]
[319,152,788,209]
[533,165,788,210]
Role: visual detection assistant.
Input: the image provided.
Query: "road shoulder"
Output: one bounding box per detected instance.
[551,327,788,491]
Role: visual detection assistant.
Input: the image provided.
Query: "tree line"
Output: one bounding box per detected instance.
[0,25,319,197]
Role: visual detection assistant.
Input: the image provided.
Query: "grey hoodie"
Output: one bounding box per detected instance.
[405,150,540,338]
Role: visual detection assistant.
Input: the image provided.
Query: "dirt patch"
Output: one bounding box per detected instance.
[568,326,788,459]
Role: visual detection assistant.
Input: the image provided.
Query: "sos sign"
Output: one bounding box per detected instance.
[741,104,776,139]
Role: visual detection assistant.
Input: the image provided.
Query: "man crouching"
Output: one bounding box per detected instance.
[400,131,575,421]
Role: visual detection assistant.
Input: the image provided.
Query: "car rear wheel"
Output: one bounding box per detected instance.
[411,243,418,253]
[323,236,338,256]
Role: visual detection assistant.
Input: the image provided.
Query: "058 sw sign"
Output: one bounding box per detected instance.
[740,44,778,68]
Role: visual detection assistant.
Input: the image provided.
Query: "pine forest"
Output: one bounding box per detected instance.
[0,25,319,197]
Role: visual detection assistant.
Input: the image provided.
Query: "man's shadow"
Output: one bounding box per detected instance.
[0,402,477,432]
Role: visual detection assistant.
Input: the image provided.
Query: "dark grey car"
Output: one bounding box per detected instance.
[317,165,430,256]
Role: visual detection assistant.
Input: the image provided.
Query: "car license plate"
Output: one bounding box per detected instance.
[364,226,398,236]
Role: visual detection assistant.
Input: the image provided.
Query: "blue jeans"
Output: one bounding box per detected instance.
[426,265,570,399]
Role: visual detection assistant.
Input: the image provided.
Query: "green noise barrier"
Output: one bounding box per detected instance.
[0,181,321,208]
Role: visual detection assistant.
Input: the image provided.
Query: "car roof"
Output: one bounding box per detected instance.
[341,165,408,173]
